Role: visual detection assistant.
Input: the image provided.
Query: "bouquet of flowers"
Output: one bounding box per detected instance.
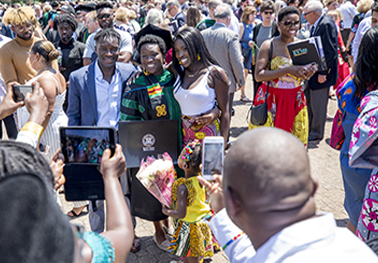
[136,152,175,208]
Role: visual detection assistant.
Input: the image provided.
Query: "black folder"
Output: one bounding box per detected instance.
[287,36,327,71]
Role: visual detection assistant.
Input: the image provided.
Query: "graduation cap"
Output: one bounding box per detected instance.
[79,2,96,13]
[132,24,173,66]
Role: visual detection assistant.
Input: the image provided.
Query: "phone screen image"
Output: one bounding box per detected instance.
[13,85,34,102]
[61,128,115,164]
[202,142,223,177]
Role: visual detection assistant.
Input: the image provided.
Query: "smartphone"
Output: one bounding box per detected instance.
[60,127,116,164]
[13,85,34,102]
[202,136,224,181]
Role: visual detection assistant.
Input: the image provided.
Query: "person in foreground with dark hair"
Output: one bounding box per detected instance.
[338,26,378,234]
[197,128,378,262]
[66,27,137,250]
[249,6,316,146]
[0,143,133,263]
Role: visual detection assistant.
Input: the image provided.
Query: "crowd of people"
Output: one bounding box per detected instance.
[1,0,378,262]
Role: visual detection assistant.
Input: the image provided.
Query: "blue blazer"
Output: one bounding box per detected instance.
[67,61,136,126]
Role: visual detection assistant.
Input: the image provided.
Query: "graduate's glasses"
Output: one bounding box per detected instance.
[97,13,111,20]
[283,20,300,28]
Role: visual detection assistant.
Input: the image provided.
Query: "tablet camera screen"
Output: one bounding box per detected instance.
[63,129,113,164]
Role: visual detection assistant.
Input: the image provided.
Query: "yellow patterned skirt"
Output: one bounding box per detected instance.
[168,216,215,259]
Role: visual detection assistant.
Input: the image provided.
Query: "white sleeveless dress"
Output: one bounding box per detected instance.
[17,72,68,161]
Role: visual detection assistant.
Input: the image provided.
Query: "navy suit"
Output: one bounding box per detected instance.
[305,14,338,140]
[67,61,136,126]
[66,60,135,233]
[174,11,186,28]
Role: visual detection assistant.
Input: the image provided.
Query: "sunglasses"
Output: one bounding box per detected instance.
[264,11,273,15]
[97,13,111,20]
[303,10,313,16]
[283,20,300,28]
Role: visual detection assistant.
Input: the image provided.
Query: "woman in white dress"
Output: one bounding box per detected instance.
[17,40,67,161]
[18,40,88,214]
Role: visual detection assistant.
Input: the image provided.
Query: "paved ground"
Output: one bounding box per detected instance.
[60,74,347,262]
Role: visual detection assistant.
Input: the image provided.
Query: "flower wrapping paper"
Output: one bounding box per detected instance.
[136,152,175,208]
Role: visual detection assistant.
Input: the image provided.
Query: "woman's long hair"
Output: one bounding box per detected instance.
[172,27,219,82]
[353,27,378,99]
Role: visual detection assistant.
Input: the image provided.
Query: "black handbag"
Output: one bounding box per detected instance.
[250,40,273,126]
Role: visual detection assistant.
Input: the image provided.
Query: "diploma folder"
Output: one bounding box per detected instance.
[287,36,327,71]
[118,119,179,168]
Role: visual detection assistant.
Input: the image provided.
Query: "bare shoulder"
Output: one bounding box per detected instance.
[209,65,228,80]
[208,65,229,88]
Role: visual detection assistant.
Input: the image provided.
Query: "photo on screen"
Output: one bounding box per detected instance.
[203,143,223,175]
[62,129,113,164]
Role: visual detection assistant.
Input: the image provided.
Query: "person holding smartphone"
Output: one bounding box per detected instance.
[15,40,67,161]
[0,143,134,263]
[250,7,316,146]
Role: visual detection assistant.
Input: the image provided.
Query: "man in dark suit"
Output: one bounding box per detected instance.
[66,28,139,250]
[166,0,186,29]
[303,1,338,141]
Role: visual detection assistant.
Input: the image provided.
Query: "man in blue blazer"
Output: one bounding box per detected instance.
[67,30,135,127]
[66,28,136,242]
[303,1,338,142]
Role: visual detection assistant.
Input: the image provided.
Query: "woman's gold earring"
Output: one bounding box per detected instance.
[197,53,201,61]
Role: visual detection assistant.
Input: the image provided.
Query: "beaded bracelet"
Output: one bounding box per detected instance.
[20,122,44,139]
[222,232,245,250]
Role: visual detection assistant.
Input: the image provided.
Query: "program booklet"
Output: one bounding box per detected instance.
[287,36,327,71]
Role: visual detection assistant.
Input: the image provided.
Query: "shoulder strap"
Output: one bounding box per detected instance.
[265,39,274,99]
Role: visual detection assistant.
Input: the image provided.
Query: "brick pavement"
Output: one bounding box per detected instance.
[58,74,347,262]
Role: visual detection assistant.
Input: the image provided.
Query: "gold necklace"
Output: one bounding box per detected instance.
[187,66,204,78]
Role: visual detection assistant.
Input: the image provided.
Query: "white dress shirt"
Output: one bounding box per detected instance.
[210,210,378,263]
[209,209,255,262]
[95,61,122,129]
[229,13,240,36]
[338,1,359,29]
[352,16,371,63]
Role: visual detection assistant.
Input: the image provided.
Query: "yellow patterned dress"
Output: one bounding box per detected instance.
[168,177,215,259]
[249,56,308,145]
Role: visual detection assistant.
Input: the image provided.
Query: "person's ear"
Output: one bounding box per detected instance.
[224,186,243,219]
[10,25,16,33]
[199,163,202,171]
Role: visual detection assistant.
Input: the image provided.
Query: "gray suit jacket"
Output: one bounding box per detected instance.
[202,22,245,93]
[67,61,136,126]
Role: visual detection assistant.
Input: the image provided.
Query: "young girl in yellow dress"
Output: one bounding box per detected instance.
[162,140,215,263]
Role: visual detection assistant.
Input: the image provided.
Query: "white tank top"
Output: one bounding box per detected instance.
[173,67,216,116]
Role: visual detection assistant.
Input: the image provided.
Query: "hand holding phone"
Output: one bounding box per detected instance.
[202,136,224,181]
[12,84,34,102]
[0,83,24,120]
